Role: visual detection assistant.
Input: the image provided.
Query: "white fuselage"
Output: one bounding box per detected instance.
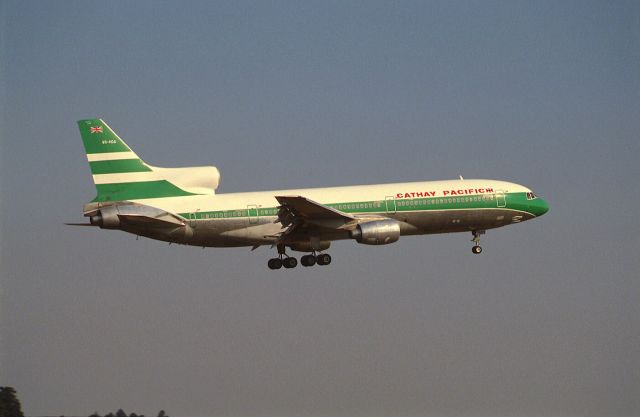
[111,179,539,248]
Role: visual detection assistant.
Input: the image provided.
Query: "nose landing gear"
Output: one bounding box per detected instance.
[471,230,485,254]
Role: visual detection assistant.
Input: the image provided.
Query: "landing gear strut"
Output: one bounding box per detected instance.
[471,230,485,254]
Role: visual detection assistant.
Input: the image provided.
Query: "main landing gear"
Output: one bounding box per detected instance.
[304,253,333,266]
[267,257,297,270]
[267,245,332,270]
[471,230,485,254]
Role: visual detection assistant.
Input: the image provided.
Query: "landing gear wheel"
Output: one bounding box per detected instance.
[470,230,485,255]
[301,254,316,267]
[268,258,283,269]
[316,253,332,266]
[283,257,298,269]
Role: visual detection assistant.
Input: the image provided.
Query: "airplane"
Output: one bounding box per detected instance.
[68,119,549,269]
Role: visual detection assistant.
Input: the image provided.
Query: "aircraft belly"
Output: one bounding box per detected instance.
[399,208,535,235]
[185,218,284,247]
[187,219,250,247]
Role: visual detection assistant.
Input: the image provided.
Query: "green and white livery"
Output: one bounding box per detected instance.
[72,118,549,269]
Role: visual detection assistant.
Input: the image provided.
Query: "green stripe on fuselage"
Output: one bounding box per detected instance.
[178,192,544,220]
[89,159,152,175]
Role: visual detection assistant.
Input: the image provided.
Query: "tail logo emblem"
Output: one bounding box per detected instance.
[90,126,103,133]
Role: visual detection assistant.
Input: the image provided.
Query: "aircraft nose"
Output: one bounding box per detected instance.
[531,198,549,217]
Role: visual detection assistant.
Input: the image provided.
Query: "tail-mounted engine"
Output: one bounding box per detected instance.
[350,219,400,245]
[89,205,121,229]
[86,203,193,242]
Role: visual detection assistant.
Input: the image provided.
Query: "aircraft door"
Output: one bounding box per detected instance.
[385,196,396,214]
[188,209,200,228]
[247,204,259,224]
[495,190,506,208]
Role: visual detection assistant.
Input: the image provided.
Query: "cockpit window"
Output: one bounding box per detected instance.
[526,192,537,200]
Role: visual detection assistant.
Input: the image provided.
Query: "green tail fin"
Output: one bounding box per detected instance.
[78,119,201,202]
[78,119,136,155]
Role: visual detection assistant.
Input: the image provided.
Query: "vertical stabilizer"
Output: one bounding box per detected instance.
[78,119,217,202]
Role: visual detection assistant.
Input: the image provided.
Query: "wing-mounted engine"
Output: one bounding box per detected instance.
[350,218,400,245]
[85,203,193,242]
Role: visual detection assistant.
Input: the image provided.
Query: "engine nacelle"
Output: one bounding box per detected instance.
[351,219,400,245]
[90,205,120,229]
[88,203,194,243]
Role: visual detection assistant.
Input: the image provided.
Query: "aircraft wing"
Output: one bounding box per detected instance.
[274,196,358,240]
[275,195,355,222]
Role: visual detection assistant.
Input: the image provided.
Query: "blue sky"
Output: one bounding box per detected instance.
[1,1,639,416]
